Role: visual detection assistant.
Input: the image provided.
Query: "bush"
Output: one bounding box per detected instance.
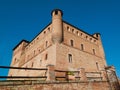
[67,71,74,76]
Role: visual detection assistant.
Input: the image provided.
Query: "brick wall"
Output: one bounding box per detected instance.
[0,81,111,90]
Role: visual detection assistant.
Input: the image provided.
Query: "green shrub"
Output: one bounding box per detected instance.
[67,71,74,76]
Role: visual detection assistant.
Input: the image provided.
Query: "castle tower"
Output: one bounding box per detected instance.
[93,33,105,59]
[51,9,63,43]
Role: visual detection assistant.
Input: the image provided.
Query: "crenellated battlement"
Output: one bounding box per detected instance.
[63,23,98,45]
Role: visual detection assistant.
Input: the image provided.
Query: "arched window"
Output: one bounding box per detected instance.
[55,10,58,15]
[72,29,74,33]
[68,54,72,63]
[70,40,74,47]
[67,26,70,31]
[48,27,50,31]
[44,31,46,34]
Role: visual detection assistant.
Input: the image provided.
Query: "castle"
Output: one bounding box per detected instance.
[8,9,108,81]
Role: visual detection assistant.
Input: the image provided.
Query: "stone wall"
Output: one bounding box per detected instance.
[0,81,110,90]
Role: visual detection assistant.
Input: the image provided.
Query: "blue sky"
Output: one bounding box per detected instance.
[0,0,120,78]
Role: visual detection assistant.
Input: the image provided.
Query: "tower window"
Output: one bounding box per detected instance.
[68,54,72,63]
[81,44,84,51]
[70,40,74,47]
[93,49,95,55]
[55,10,58,15]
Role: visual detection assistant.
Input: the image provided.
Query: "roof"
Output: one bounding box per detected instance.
[12,19,99,51]
[13,40,29,50]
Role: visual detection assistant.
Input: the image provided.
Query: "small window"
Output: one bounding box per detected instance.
[67,26,70,31]
[14,58,17,62]
[37,37,39,40]
[90,38,92,41]
[96,62,99,70]
[44,31,46,34]
[72,29,74,33]
[55,10,58,15]
[39,49,41,52]
[46,41,48,47]
[14,58,17,64]
[70,40,74,47]
[31,62,34,67]
[81,44,84,51]
[94,40,96,42]
[68,54,72,63]
[93,49,95,55]
[34,50,35,55]
[76,31,79,36]
[48,27,50,31]
[96,34,99,37]
[45,54,48,60]
[81,33,83,36]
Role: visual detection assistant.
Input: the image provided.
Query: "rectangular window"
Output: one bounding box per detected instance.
[81,44,84,51]
[46,41,48,47]
[70,40,74,47]
[68,54,72,63]
[31,62,34,67]
[93,49,95,55]
[96,62,99,70]
[45,54,48,60]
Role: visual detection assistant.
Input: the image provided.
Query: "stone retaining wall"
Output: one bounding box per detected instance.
[0,81,110,90]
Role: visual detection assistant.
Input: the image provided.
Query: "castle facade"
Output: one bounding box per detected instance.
[8,9,107,81]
